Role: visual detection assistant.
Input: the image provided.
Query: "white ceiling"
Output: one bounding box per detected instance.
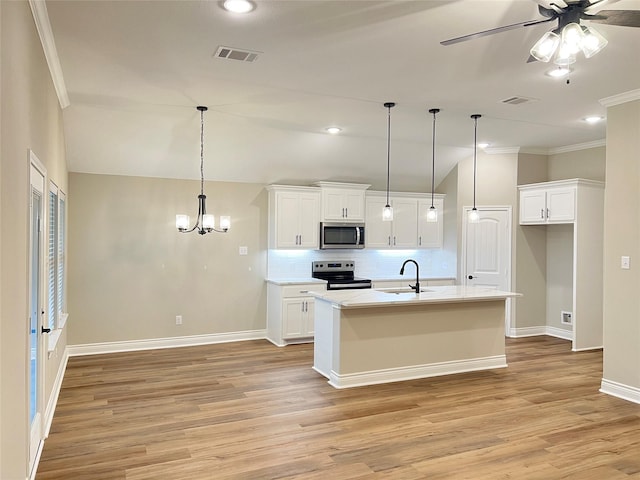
[45,0,640,191]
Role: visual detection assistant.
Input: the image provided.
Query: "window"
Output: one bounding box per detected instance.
[48,182,66,330]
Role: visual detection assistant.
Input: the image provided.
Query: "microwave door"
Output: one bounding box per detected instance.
[322,225,364,248]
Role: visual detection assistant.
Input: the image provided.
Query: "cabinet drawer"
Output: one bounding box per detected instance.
[281,284,325,298]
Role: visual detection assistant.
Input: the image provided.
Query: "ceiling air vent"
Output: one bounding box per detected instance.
[214,46,260,63]
[501,96,537,105]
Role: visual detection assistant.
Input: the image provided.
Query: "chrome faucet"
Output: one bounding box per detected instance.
[400,259,420,294]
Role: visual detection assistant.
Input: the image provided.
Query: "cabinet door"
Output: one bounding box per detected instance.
[418,198,444,248]
[519,190,547,224]
[365,196,392,248]
[298,193,320,248]
[344,191,365,221]
[304,298,315,337]
[392,198,418,248]
[276,192,302,247]
[547,188,575,223]
[282,298,306,338]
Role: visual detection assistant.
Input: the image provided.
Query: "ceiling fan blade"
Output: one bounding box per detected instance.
[587,10,640,27]
[584,0,619,15]
[440,17,554,46]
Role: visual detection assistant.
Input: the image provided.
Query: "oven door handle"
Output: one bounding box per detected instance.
[355,226,361,245]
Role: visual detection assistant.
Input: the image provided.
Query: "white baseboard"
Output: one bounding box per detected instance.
[67,329,267,356]
[509,326,573,341]
[44,347,69,438]
[600,378,640,405]
[327,355,507,389]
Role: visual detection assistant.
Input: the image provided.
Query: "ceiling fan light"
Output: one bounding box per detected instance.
[553,41,577,66]
[581,26,608,58]
[561,23,584,55]
[530,31,560,62]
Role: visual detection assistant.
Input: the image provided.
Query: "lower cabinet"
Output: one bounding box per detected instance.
[267,282,325,346]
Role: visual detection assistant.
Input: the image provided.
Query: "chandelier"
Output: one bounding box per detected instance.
[176,106,230,235]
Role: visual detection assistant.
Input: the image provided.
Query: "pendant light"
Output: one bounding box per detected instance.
[176,106,230,235]
[468,114,481,224]
[427,108,440,223]
[382,102,395,221]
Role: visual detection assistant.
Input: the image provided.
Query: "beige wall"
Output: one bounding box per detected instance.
[548,146,605,182]
[0,1,68,478]
[438,165,458,282]
[68,173,268,345]
[602,99,640,389]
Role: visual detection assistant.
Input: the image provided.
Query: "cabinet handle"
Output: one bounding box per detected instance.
[546,208,550,219]
[419,236,422,246]
[388,236,391,246]
[393,236,396,246]
[345,208,348,218]
[540,209,544,219]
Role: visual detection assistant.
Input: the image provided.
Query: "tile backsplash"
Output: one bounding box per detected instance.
[267,248,456,280]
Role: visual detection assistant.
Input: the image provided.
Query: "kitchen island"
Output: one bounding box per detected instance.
[308,286,520,389]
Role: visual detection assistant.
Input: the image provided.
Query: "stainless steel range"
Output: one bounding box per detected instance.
[311,260,372,290]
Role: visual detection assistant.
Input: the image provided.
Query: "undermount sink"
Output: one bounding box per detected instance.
[376,287,432,294]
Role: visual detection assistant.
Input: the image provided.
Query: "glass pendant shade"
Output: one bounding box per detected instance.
[581,26,608,58]
[176,214,190,231]
[382,204,393,221]
[468,208,480,224]
[530,31,560,62]
[554,44,576,66]
[426,206,438,223]
[561,23,584,54]
[219,216,231,231]
[202,214,215,231]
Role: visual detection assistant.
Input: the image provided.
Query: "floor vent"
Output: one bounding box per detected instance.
[214,46,260,63]
[501,96,537,105]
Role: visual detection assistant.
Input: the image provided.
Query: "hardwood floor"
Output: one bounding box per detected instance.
[37,336,640,479]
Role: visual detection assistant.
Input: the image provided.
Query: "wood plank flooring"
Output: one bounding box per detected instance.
[37,336,640,479]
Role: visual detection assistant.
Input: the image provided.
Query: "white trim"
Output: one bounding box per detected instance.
[484,146,521,155]
[43,348,69,438]
[326,355,507,389]
[547,139,606,155]
[600,378,640,405]
[546,326,573,341]
[600,89,640,108]
[67,329,267,356]
[509,326,573,341]
[28,0,70,109]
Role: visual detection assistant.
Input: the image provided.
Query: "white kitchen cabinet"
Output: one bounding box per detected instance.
[519,184,575,224]
[418,198,444,248]
[267,282,325,346]
[365,192,445,249]
[314,182,369,222]
[267,185,320,249]
[517,178,605,351]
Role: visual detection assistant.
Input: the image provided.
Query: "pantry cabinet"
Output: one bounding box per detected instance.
[267,185,320,249]
[267,282,325,346]
[365,192,445,249]
[518,178,605,351]
[315,182,369,222]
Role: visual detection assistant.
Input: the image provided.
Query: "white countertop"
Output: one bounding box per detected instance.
[266,278,327,286]
[266,276,455,286]
[307,285,521,309]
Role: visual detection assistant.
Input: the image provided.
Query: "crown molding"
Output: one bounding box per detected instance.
[548,139,606,155]
[484,146,521,155]
[28,0,70,109]
[600,89,640,108]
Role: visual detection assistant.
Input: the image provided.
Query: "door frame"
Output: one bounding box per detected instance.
[28,149,47,476]
[461,205,513,335]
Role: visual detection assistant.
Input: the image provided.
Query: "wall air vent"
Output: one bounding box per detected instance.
[214,46,260,63]
[501,96,537,105]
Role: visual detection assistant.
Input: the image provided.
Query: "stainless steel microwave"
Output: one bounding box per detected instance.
[320,222,365,249]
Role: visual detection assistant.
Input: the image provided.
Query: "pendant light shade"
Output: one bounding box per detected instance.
[176,106,230,235]
[468,114,481,224]
[382,102,396,221]
[427,108,440,223]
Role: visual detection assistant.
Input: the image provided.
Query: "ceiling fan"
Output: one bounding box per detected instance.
[441,0,640,64]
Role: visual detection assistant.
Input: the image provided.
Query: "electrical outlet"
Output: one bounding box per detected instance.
[175,315,182,325]
[621,256,630,270]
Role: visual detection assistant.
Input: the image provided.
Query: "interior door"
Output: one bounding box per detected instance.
[29,157,46,474]
[463,207,512,331]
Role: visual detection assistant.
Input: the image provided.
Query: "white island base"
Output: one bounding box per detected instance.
[311,286,518,389]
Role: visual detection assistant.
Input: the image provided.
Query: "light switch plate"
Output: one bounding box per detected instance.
[239,246,248,255]
[621,256,630,270]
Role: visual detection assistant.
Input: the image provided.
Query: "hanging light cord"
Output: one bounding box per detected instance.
[200,107,205,196]
[429,108,440,208]
[471,114,481,209]
[386,104,392,206]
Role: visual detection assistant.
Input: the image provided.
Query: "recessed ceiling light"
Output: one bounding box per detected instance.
[583,115,604,124]
[546,67,572,78]
[326,127,342,134]
[223,0,255,14]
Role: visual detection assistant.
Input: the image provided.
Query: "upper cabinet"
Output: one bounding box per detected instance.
[314,182,370,222]
[365,192,445,249]
[520,183,576,224]
[267,185,320,249]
